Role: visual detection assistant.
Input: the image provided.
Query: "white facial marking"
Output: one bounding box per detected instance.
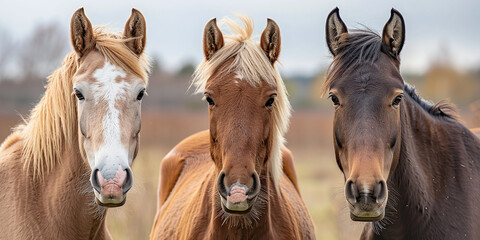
[91,61,131,169]
[234,71,243,82]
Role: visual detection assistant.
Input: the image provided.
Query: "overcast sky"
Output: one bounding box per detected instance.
[1,0,479,75]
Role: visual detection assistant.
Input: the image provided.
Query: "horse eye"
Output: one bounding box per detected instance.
[74,89,85,101]
[137,89,146,101]
[330,94,340,106]
[392,95,403,106]
[206,96,215,106]
[265,97,275,107]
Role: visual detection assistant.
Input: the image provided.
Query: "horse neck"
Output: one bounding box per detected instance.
[28,134,108,237]
[378,93,480,235]
[21,74,108,237]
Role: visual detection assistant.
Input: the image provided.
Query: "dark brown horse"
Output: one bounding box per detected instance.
[324,8,480,239]
[150,16,315,239]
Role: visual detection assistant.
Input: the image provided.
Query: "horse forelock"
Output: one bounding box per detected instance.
[93,26,150,82]
[322,29,382,97]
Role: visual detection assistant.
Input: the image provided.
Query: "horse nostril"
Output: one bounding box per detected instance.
[90,168,101,193]
[247,173,261,200]
[216,172,228,199]
[122,168,134,194]
[373,180,387,203]
[345,180,359,203]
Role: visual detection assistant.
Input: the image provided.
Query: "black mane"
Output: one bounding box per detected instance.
[404,83,459,121]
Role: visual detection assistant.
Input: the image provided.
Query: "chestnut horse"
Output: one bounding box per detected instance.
[324,8,480,239]
[0,8,149,239]
[150,16,315,239]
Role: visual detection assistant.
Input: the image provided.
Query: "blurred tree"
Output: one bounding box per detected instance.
[422,44,477,105]
[311,70,327,104]
[18,22,68,81]
[423,64,477,105]
[470,100,480,126]
[148,55,163,78]
[176,62,195,77]
[0,28,15,81]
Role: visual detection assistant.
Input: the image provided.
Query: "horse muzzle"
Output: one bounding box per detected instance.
[90,166,133,207]
[345,179,387,221]
[217,172,261,214]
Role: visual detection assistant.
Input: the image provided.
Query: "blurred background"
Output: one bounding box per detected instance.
[1,0,479,239]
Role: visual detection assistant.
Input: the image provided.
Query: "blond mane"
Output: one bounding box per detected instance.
[192,16,291,189]
[19,26,150,179]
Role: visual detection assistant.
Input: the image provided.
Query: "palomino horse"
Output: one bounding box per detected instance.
[150,16,315,239]
[324,8,480,239]
[0,8,149,239]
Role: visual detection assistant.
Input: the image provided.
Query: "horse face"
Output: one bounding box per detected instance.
[325,8,405,221]
[200,18,282,214]
[205,69,276,214]
[70,8,147,207]
[329,59,403,221]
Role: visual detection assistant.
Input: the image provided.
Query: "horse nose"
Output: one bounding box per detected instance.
[90,166,133,196]
[216,172,261,201]
[216,172,228,200]
[345,179,386,204]
[91,168,102,193]
[246,173,261,200]
[120,167,133,194]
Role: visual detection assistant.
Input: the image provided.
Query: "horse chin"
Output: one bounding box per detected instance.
[349,207,385,222]
[220,196,255,215]
[95,196,126,207]
[93,190,127,208]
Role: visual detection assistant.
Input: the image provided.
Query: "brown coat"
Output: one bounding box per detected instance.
[150,131,315,240]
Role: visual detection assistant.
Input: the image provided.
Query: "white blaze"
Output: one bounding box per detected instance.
[91,61,131,173]
[235,71,243,82]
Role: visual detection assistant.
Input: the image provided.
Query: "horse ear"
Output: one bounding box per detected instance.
[325,7,348,56]
[70,8,95,57]
[203,18,224,60]
[124,8,147,55]
[382,8,405,58]
[260,18,281,64]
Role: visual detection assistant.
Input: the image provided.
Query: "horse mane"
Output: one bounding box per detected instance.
[321,28,460,121]
[20,26,150,179]
[404,83,460,121]
[191,15,292,189]
[93,26,150,81]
